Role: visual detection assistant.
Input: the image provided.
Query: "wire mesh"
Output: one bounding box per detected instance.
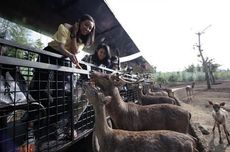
[0,39,139,152]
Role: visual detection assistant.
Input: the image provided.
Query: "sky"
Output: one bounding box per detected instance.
[106,0,230,72]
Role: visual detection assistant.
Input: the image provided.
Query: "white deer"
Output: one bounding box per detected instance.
[209,101,230,144]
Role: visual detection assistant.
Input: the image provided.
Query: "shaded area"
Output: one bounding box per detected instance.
[64,132,93,152]
[0,0,140,57]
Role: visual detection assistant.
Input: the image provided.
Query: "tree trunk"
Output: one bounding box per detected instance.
[210,71,216,84]
[203,63,211,89]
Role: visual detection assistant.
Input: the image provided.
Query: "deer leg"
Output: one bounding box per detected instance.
[223,124,230,144]
[186,89,188,97]
[217,124,223,144]
[189,91,192,102]
[186,90,190,102]
[212,122,216,133]
[190,91,193,101]
[223,124,230,136]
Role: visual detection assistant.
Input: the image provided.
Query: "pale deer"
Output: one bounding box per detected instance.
[209,101,230,144]
[186,81,195,102]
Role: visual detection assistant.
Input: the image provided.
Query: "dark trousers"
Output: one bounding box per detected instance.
[29,46,72,139]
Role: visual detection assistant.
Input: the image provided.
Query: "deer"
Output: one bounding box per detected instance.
[186,81,195,102]
[90,71,191,133]
[90,71,192,152]
[208,101,230,144]
[142,83,181,106]
[136,83,180,106]
[84,83,197,152]
[146,89,168,96]
[144,83,168,96]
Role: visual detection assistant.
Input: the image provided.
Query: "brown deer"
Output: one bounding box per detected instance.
[143,83,181,106]
[186,81,195,102]
[136,84,179,106]
[209,101,230,144]
[90,71,191,133]
[84,83,197,152]
[144,84,168,96]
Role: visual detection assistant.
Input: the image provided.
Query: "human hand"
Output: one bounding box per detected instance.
[69,53,77,64]
[75,63,82,69]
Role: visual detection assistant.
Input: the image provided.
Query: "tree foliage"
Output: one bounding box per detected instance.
[185,64,196,72]
[0,17,44,60]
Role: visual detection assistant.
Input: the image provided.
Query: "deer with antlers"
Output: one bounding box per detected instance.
[84,82,197,152]
[90,71,191,132]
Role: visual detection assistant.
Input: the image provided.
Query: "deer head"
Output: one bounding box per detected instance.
[90,71,140,95]
[83,82,111,107]
[208,101,225,113]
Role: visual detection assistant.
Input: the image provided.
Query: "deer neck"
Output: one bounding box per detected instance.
[110,87,126,107]
[94,105,112,143]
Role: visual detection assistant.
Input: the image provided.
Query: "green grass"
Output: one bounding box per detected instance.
[152,70,230,85]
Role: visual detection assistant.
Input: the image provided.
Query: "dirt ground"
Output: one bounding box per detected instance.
[173,80,230,152]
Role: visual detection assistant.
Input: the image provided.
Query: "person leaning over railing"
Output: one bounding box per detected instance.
[43,14,95,68]
[29,14,95,140]
[82,43,111,67]
[79,43,111,80]
[109,55,120,70]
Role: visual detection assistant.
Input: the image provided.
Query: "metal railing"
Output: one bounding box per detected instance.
[0,38,138,152]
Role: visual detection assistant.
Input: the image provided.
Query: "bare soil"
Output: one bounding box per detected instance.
[173,80,230,152]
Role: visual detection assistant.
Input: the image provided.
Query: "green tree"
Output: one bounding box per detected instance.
[168,74,179,82]
[34,38,44,49]
[207,59,220,84]
[0,18,29,59]
[0,18,31,44]
[185,64,195,73]
[156,76,167,85]
[196,64,202,72]
[0,17,43,60]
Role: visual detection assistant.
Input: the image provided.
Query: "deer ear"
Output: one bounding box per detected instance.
[208,101,213,105]
[220,102,225,107]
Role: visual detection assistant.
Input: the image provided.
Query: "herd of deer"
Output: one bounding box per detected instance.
[82,71,229,152]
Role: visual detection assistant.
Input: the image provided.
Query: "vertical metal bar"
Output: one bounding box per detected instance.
[47,70,50,152]
[55,70,58,150]
[48,54,51,148]
[25,66,30,152]
[61,71,65,141]
[13,67,17,152]
[37,68,41,152]
[70,72,74,141]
